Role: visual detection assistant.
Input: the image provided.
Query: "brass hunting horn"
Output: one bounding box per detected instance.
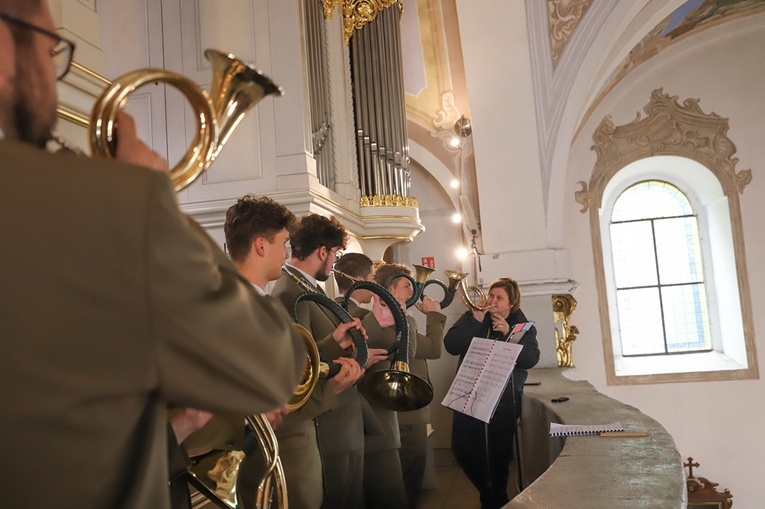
[385,265,462,309]
[454,272,494,312]
[185,327,317,509]
[344,280,434,412]
[88,49,282,191]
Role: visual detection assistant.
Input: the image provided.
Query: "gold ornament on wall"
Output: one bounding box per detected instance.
[553,294,578,367]
[360,194,419,208]
[323,0,400,46]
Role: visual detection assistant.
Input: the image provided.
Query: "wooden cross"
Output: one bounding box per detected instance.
[684,457,700,478]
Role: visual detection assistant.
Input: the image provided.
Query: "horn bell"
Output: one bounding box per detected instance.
[89,48,283,192]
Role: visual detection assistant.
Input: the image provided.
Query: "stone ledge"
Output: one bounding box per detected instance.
[507,368,686,508]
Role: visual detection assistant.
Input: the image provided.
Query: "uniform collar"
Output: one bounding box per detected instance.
[251,282,267,297]
[284,262,319,289]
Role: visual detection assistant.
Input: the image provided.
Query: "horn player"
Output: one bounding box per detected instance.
[0,3,303,509]
[213,198,387,509]
[271,214,391,509]
[372,263,446,509]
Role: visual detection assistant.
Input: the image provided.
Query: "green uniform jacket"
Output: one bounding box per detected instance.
[0,140,303,509]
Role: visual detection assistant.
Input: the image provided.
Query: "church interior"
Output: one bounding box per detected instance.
[51,0,764,506]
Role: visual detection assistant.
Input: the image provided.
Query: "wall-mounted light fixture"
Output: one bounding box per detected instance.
[453,115,481,271]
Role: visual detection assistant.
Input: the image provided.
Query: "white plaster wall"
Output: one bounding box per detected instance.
[390,164,466,449]
[565,19,765,507]
[97,0,312,208]
[455,0,547,255]
[96,0,166,160]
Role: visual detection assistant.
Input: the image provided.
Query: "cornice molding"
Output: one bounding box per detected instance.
[181,188,423,244]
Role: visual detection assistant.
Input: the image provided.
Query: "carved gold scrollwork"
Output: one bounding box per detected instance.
[323,0,342,20]
[553,294,578,367]
[360,194,419,208]
[335,0,399,46]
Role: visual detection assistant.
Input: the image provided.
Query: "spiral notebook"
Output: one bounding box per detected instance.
[549,422,624,437]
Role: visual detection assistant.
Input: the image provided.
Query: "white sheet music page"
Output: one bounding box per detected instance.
[441,337,524,423]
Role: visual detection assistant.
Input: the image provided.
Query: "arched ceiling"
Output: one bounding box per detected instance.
[399,0,765,211]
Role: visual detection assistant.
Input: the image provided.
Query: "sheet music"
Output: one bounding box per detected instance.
[441,337,524,423]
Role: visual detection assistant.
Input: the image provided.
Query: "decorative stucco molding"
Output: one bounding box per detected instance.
[580,88,757,385]
[547,0,592,68]
[576,88,751,213]
[430,91,464,152]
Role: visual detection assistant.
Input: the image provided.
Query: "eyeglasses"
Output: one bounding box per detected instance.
[329,248,343,260]
[0,13,76,80]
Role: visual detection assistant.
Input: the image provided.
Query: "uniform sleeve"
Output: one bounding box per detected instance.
[360,311,394,350]
[147,174,302,415]
[285,297,348,360]
[315,332,348,359]
[407,315,418,362]
[284,378,339,422]
[414,311,446,360]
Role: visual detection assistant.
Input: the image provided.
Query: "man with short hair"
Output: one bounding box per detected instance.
[374,263,446,509]
[0,3,302,507]
[334,254,411,508]
[230,205,377,509]
[333,252,376,314]
[181,195,306,459]
[272,215,389,509]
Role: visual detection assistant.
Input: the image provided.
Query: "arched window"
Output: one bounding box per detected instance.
[578,90,757,384]
[609,181,711,357]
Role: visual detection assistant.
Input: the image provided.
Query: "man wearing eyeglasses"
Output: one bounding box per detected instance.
[272,213,393,509]
[0,2,303,508]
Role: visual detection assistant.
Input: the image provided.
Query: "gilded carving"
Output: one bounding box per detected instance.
[582,88,751,213]
[323,0,342,20]
[360,194,419,209]
[547,0,592,68]
[338,0,399,46]
[553,294,578,367]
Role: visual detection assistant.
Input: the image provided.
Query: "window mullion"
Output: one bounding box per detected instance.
[651,218,669,354]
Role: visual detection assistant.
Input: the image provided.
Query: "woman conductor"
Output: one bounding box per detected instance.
[444,277,540,509]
